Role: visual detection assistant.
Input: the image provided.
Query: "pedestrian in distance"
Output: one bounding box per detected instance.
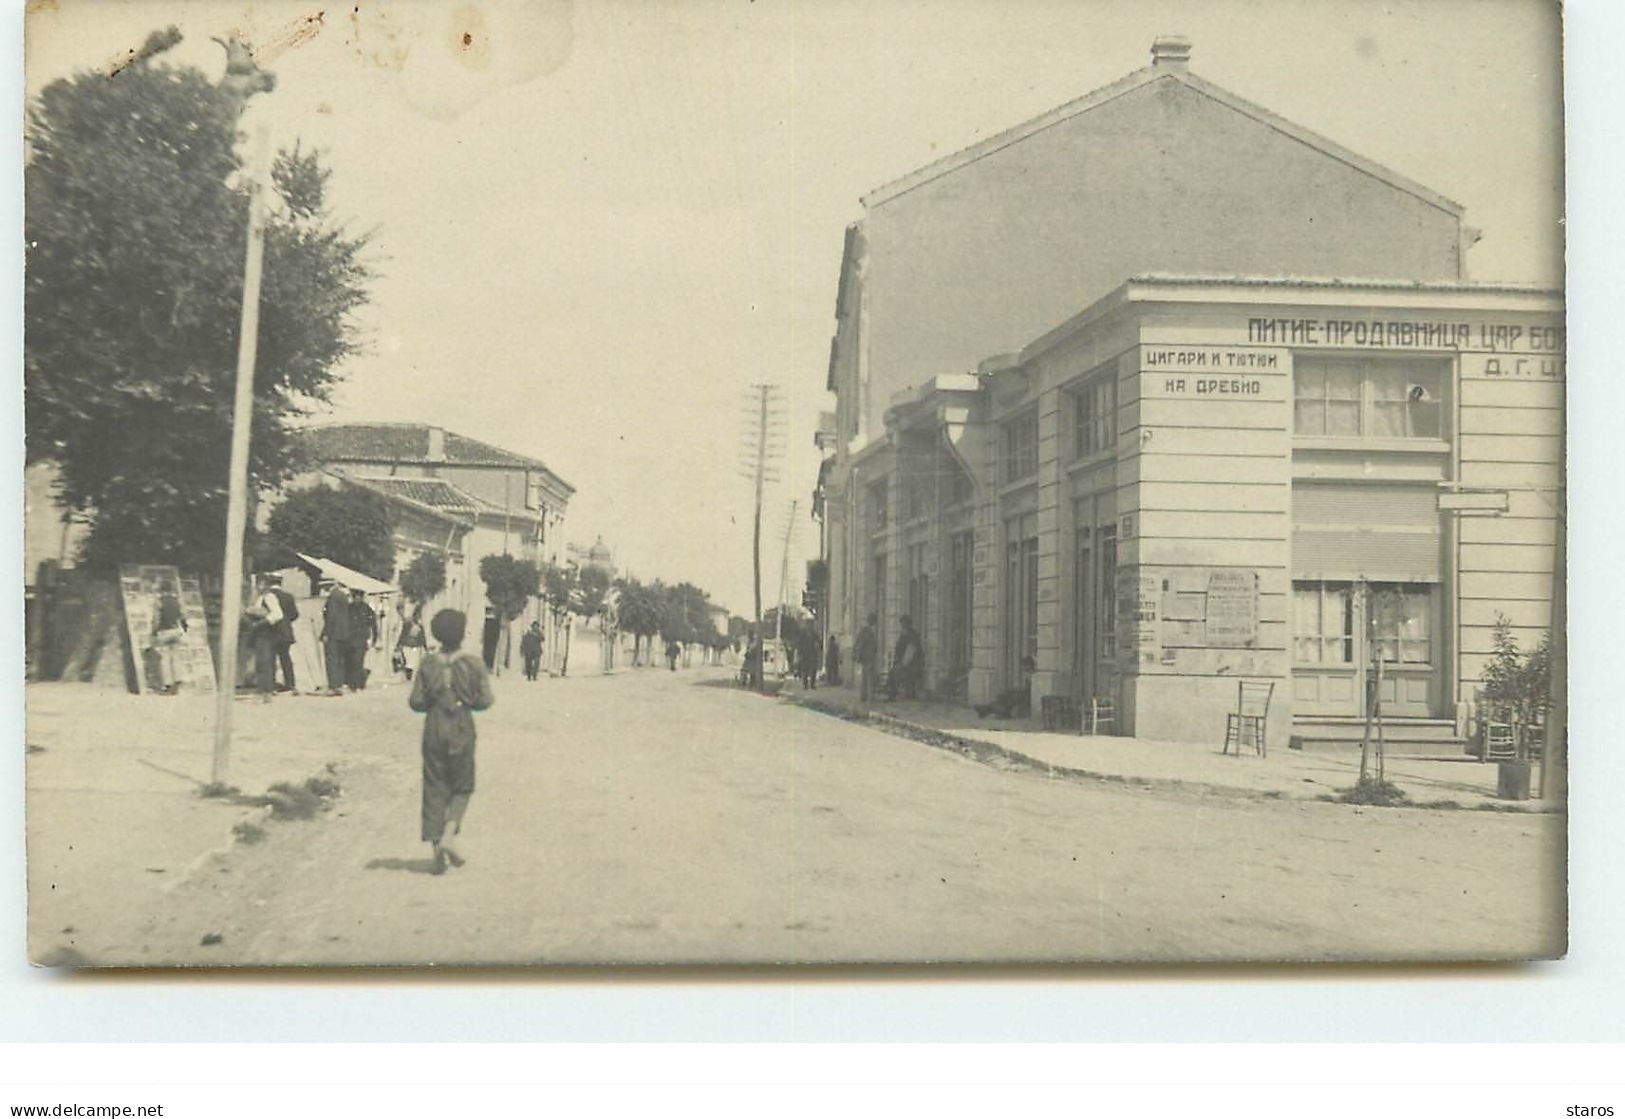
[246,575,284,703]
[397,611,427,681]
[346,588,377,691]
[481,606,501,671]
[319,580,351,695]
[824,633,842,687]
[151,575,187,695]
[268,573,299,693]
[409,609,495,875]
[888,614,923,702]
[520,621,544,681]
[666,638,681,671]
[797,626,821,690]
[855,613,879,702]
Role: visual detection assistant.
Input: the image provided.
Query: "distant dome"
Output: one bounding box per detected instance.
[588,536,612,562]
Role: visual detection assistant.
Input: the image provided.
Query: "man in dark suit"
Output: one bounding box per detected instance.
[267,574,299,693]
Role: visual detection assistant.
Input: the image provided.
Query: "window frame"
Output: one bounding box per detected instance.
[1002,408,1039,484]
[1292,355,1447,440]
[1072,370,1119,460]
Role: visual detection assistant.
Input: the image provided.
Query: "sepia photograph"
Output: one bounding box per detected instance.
[20,0,1566,967]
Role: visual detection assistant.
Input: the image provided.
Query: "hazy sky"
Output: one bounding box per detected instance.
[25,0,1564,615]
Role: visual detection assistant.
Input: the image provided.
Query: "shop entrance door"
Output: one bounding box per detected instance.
[1292,581,1440,718]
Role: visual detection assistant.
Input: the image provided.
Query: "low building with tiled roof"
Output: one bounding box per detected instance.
[280,423,576,620]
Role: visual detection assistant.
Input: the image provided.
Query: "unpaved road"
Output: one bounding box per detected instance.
[33,667,1565,966]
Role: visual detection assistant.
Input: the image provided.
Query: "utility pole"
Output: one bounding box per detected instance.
[211,39,276,788]
[738,384,784,683]
[774,499,798,645]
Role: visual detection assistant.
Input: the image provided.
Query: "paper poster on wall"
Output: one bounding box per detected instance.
[1116,568,1161,667]
[1204,569,1260,648]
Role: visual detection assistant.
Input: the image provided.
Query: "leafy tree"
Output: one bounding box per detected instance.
[399,551,447,611]
[614,576,662,666]
[1483,615,1552,730]
[480,554,540,673]
[541,560,579,675]
[263,484,396,581]
[575,565,611,621]
[25,31,371,572]
[480,554,540,625]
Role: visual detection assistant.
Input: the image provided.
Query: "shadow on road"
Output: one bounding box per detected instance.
[365,856,441,875]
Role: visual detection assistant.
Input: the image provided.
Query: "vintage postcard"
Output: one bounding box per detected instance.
[21,0,1565,966]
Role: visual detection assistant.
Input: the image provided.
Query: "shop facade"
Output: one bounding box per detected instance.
[851,278,1562,748]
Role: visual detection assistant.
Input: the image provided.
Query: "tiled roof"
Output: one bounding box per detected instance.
[300,423,564,475]
[348,476,480,514]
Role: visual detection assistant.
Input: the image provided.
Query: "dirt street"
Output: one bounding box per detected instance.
[29,667,1564,966]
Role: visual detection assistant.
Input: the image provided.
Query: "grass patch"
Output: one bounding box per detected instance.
[264,782,326,821]
[1415,799,1464,810]
[1472,801,1528,813]
[303,769,341,799]
[1335,778,1411,807]
[232,821,266,845]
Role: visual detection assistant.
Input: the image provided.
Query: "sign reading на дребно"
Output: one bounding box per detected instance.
[1142,348,1280,398]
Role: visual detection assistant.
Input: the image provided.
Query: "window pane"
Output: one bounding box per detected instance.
[1327,400,1361,435]
[1295,365,1326,399]
[1293,588,1322,638]
[1327,364,1362,399]
[1371,400,1406,437]
[1325,636,1349,664]
[1294,400,1326,435]
[1368,364,1407,402]
[1408,399,1441,439]
[1295,636,1321,663]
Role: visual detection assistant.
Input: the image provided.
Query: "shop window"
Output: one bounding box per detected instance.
[1294,358,1444,439]
[1073,373,1118,458]
[1003,410,1039,483]
[1293,582,1354,664]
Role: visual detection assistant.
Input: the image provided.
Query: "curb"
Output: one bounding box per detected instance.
[782,693,1558,814]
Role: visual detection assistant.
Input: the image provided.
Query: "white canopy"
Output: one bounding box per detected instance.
[295,553,398,596]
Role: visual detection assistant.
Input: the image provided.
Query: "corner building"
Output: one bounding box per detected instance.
[818,39,1562,749]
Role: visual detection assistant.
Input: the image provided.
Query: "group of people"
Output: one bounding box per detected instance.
[242,574,380,699]
[851,613,923,703]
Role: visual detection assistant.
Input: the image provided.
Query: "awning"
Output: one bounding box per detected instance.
[294,553,398,596]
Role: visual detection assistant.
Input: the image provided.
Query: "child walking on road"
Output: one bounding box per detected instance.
[409,609,496,875]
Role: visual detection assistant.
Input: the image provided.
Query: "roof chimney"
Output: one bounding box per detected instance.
[426,426,446,462]
[1150,34,1192,70]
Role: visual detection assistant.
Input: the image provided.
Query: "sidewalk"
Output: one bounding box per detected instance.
[24,681,409,963]
[782,679,1558,813]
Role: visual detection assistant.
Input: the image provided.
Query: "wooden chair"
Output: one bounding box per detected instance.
[1482,721,1517,762]
[1223,680,1274,757]
[1087,696,1116,736]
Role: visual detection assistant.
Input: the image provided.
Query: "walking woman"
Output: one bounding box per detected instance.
[409,609,495,875]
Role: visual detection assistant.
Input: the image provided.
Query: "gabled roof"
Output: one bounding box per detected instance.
[300,423,575,494]
[860,58,1463,218]
[342,473,543,523]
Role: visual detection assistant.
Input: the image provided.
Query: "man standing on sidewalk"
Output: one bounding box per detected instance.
[320,580,351,696]
[855,613,879,702]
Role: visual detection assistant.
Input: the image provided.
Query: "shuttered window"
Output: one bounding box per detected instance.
[1292,484,1441,582]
